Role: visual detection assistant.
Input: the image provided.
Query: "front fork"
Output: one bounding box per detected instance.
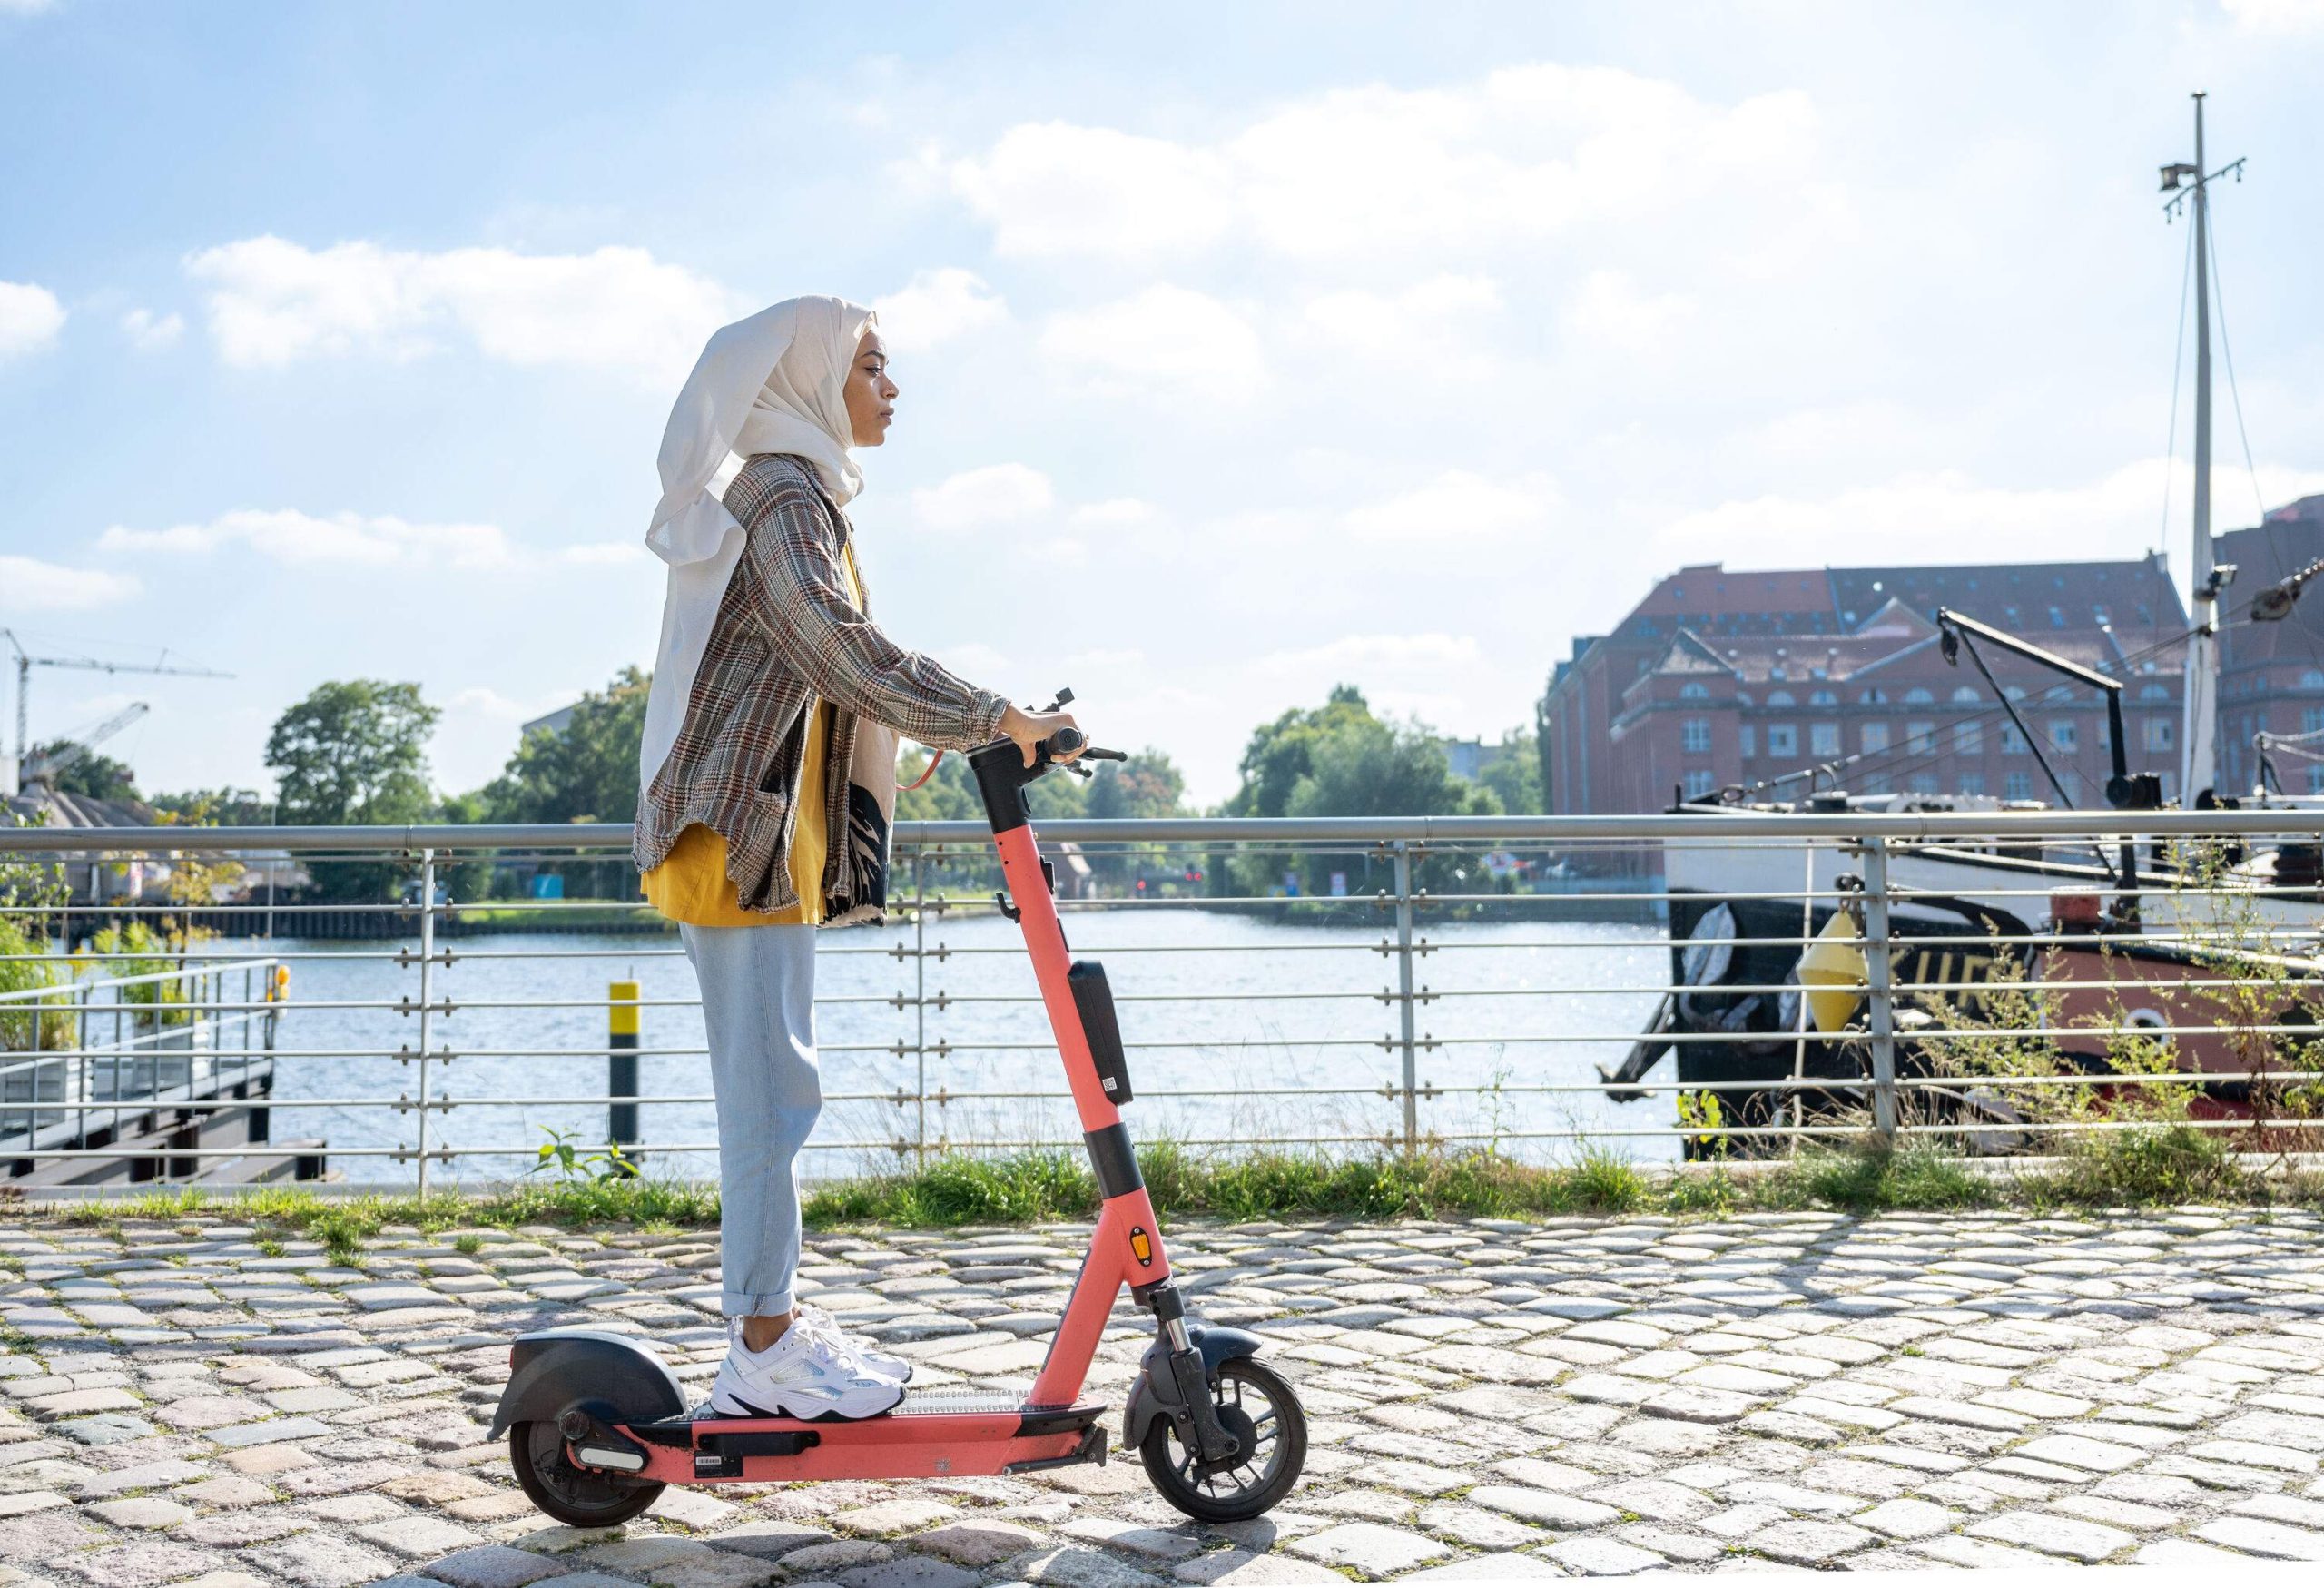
[1136,1278,1243,1468]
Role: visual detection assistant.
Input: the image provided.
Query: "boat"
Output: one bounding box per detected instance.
[1613,95,2324,1147]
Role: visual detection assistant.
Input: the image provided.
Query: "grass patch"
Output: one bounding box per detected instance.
[50,1176,723,1262]
[448,905,670,933]
[36,1135,2324,1252]
[2024,1123,2258,1207]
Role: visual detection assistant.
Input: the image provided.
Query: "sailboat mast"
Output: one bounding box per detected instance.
[2181,91,2219,803]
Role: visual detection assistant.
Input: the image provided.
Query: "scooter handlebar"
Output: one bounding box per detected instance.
[1042,727,1126,763]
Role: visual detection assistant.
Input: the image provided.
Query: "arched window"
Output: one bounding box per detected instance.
[2139,684,2171,701]
[2004,686,2027,701]
[1809,689,1837,705]
[1765,690,1796,706]
[1679,682,1710,700]
[2045,684,2073,703]
[2302,670,2324,689]
[1951,686,1980,705]
[1858,688,1886,705]
[1904,688,1935,705]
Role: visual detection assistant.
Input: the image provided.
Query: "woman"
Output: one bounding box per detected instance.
[637,295,1077,1419]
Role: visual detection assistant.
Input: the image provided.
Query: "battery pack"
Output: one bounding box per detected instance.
[1068,960,1134,1105]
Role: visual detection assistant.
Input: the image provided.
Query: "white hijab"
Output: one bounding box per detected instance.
[639,295,876,792]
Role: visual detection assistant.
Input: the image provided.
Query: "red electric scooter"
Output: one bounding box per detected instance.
[491,714,1307,1525]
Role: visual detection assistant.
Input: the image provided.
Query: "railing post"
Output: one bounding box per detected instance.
[912,851,928,1161]
[1393,839,1418,1154]
[414,848,436,1201]
[608,978,639,1159]
[1859,835,1899,1143]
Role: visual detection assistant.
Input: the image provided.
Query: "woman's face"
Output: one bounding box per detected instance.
[843,329,897,447]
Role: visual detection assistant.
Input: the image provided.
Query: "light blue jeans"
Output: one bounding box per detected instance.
[681,922,821,1317]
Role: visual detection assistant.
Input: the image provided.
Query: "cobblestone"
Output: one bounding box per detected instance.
[11,1210,2324,1580]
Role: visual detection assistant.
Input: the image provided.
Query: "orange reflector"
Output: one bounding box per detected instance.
[1129,1227,1153,1267]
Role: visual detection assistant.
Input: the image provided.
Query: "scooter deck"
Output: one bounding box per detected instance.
[612,1394,1109,1484]
[655,1386,1090,1424]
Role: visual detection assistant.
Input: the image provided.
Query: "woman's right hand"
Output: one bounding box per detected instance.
[1000,703,1081,768]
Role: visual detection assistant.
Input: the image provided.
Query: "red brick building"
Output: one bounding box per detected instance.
[1543,555,2192,815]
[2214,495,2324,795]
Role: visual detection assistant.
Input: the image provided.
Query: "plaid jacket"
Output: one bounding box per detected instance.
[634,454,1010,913]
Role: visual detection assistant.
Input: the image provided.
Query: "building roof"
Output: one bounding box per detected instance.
[1558,549,2193,705]
[5,787,155,828]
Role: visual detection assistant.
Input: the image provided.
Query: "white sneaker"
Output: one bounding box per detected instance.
[711,1319,905,1421]
[796,1304,913,1383]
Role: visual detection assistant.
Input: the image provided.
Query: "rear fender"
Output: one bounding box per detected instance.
[487,1329,689,1441]
[1122,1325,1263,1451]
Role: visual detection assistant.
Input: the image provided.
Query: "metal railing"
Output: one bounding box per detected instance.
[0,953,285,1169]
[6,808,2324,1191]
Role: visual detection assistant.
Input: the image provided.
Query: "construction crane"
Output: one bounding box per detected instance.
[2,630,233,783]
[20,701,151,788]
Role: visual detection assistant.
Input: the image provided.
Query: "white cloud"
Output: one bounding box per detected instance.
[2223,0,2324,34]
[99,508,515,569]
[1301,275,1503,375]
[872,268,1008,351]
[558,541,652,567]
[1070,498,1162,528]
[0,0,57,13]
[927,640,1011,686]
[1653,459,2324,570]
[447,686,573,722]
[911,463,1055,531]
[119,308,184,350]
[1256,633,1487,676]
[0,556,139,612]
[1039,285,1265,402]
[948,64,1815,262]
[1341,470,1560,541]
[181,236,739,383]
[0,281,65,358]
[950,123,1233,259]
[1560,270,1696,356]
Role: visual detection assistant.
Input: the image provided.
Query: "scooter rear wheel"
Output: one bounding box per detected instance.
[508,1422,664,1527]
[1139,1357,1306,1523]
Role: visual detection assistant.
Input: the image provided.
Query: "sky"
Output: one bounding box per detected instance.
[4,1,2323,809]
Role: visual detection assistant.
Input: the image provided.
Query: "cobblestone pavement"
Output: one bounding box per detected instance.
[9,1209,2324,1584]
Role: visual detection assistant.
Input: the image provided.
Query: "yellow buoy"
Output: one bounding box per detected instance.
[1797,911,1869,1033]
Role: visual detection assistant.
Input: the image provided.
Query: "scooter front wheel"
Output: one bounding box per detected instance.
[507,1423,664,1528]
[1139,1357,1306,1523]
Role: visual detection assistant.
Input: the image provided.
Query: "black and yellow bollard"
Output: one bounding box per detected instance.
[609,979,640,1164]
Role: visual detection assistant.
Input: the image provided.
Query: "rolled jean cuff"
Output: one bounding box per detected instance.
[724,1288,794,1318]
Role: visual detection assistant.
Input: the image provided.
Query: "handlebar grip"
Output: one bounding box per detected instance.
[1047,726,1087,757]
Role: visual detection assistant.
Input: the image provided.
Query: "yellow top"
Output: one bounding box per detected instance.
[642,544,861,928]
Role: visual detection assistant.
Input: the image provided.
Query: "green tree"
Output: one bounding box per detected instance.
[28,741,138,803]
[1533,691,1553,814]
[895,747,981,824]
[1476,725,1544,815]
[268,681,438,825]
[479,666,648,825]
[1084,750,1187,890]
[265,680,439,902]
[1223,685,1377,819]
[465,668,650,902]
[1222,686,1498,899]
[1085,752,1187,822]
[152,787,271,826]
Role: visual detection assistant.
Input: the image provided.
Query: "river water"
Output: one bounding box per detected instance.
[250,909,1670,1186]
